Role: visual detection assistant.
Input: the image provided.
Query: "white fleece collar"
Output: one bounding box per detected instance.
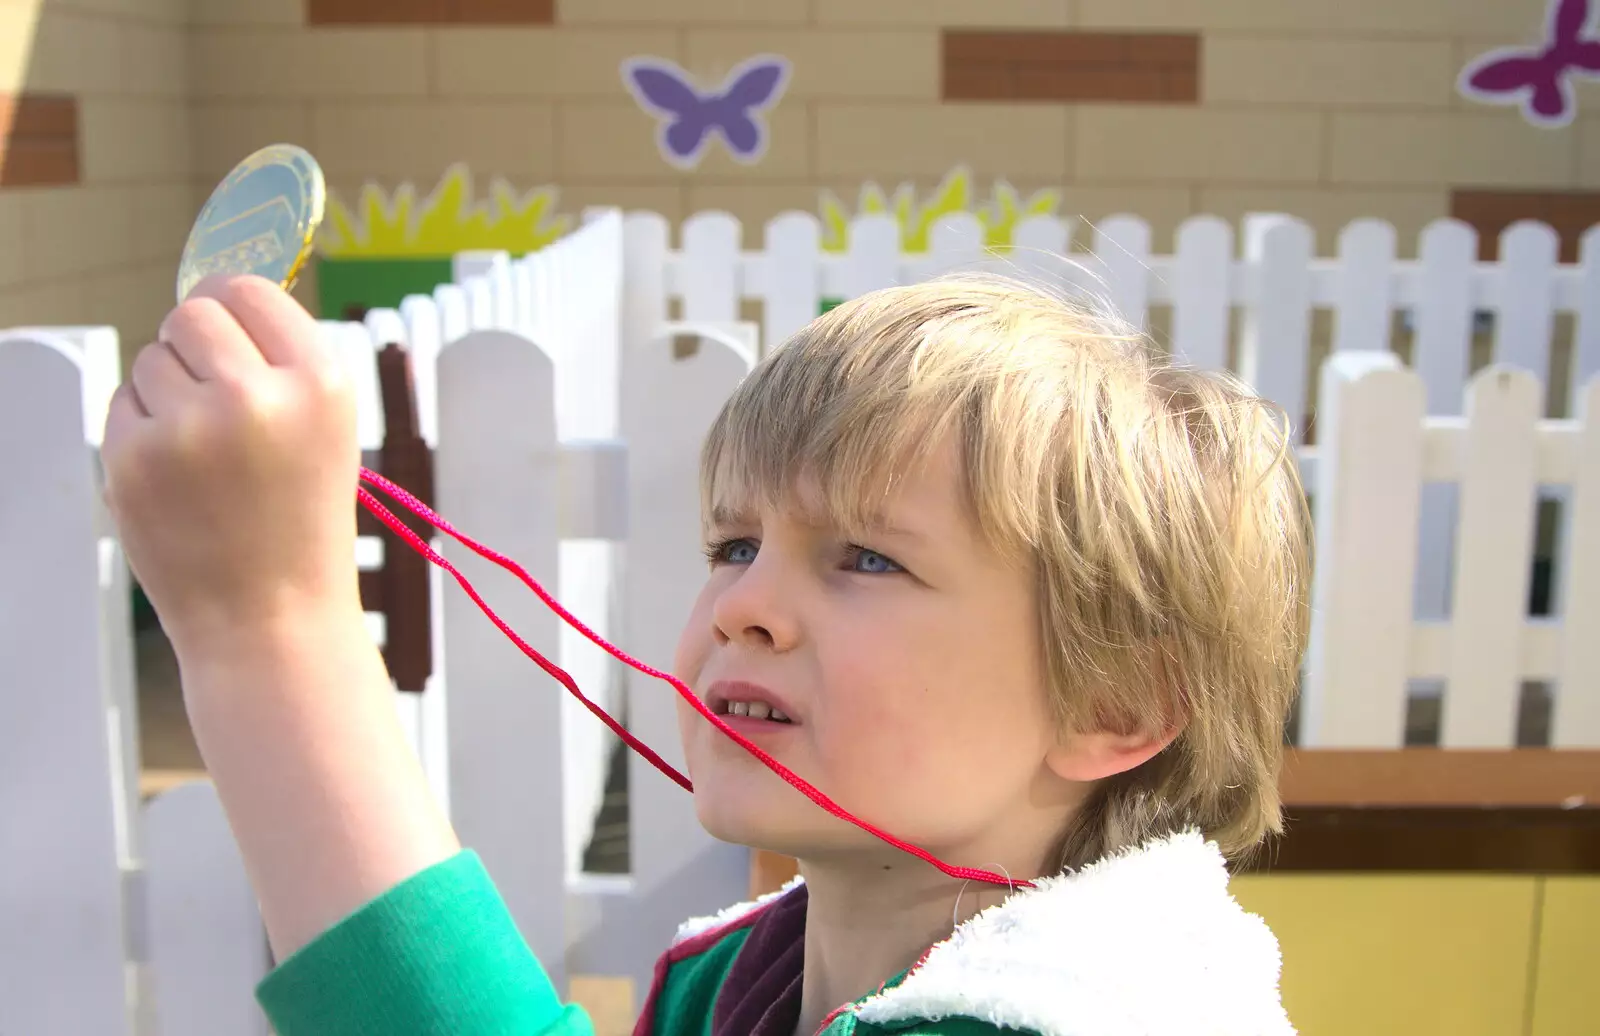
[672,873,807,945]
[675,830,1295,1036]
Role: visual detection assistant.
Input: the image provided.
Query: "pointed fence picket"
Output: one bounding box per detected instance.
[1169,216,1232,372]
[1238,215,1316,456]
[1299,352,1426,748]
[434,326,571,991]
[1410,220,1479,623]
[0,332,132,1036]
[1441,369,1543,748]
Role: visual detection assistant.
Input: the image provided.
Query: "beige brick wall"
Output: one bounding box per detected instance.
[683,29,939,99]
[1201,38,1457,109]
[191,28,432,98]
[0,0,193,355]
[1583,122,1600,189]
[1075,107,1324,184]
[1330,113,1577,189]
[437,29,682,96]
[1076,0,1548,36]
[558,0,808,25]
[817,104,1070,179]
[0,0,1594,341]
[812,0,1071,28]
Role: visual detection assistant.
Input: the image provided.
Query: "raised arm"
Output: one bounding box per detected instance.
[102,275,459,960]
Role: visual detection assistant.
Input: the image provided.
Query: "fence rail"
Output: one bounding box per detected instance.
[3,206,1599,1035]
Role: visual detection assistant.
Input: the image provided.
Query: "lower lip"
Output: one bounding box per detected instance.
[710,713,799,738]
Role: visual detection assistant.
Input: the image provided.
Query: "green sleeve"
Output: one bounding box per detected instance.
[256,849,593,1036]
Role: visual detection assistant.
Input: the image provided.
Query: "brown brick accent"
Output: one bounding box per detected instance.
[942,30,1199,103]
[1451,189,1600,263]
[0,93,80,188]
[308,0,554,25]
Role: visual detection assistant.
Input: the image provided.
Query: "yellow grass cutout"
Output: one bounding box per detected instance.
[318,164,573,258]
[820,167,1061,253]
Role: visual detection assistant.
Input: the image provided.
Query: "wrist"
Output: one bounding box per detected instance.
[163,590,369,678]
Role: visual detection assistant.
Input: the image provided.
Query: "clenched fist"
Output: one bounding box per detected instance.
[103,275,363,655]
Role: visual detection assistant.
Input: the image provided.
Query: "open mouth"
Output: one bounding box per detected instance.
[716,699,794,724]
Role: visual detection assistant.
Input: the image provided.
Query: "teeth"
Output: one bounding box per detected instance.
[722,700,792,723]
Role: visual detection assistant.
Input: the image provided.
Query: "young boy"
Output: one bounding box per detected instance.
[103,270,1309,1035]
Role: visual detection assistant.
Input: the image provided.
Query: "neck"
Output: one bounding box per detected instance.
[790,847,1040,1036]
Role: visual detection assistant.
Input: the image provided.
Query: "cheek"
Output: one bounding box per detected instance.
[815,602,1049,781]
[809,618,967,766]
[671,580,718,683]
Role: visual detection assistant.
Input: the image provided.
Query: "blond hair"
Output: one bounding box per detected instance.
[699,273,1311,870]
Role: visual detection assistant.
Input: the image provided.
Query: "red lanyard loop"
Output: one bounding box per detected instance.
[357,467,1033,891]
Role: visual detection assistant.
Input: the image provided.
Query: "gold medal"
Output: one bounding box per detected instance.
[177,143,326,302]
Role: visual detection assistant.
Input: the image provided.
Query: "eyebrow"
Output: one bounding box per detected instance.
[708,503,757,529]
[707,502,928,544]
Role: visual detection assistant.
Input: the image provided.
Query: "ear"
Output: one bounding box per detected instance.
[1044,723,1181,783]
[1045,646,1187,782]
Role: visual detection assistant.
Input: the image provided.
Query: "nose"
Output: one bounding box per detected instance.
[710,548,801,652]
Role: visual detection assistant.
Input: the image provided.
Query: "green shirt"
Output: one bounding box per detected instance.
[257,850,592,1035]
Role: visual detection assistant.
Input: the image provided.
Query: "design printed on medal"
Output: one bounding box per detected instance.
[189,197,295,280]
[621,54,792,169]
[177,143,323,302]
[1458,0,1600,127]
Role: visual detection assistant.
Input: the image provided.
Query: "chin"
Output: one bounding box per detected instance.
[690,760,884,859]
[691,763,802,850]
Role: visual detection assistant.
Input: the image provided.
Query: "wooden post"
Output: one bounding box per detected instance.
[374,342,435,694]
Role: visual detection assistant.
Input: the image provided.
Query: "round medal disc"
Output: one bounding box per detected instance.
[177,143,326,303]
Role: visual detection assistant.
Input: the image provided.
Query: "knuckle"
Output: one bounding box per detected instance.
[215,371,273,416]
[165,295,232,339]
[186,273,268,315]
[130,340,163,377]
[228,273,280,309]
[306,360,352,400]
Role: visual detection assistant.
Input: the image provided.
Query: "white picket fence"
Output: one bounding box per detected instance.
[2,205,1598,1035]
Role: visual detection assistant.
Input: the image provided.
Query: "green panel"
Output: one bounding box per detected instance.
[316,257,454,320]
[820,297,844,315]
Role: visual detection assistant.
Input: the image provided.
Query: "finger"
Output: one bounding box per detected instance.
[188,274,329,371]
[109,377,149,422]
[100,383,145,504]
[129,340,198,418]
[159,295,268,383]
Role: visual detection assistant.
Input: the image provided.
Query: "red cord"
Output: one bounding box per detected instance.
[357,466,1033,891]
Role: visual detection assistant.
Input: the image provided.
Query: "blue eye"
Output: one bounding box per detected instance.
[849,546,902,574]
[704,538,758,565]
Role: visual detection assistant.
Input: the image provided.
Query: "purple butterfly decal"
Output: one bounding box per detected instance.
[621,54,792,169]
[1458,0,1600,127]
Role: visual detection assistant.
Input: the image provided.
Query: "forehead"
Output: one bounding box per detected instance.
[706,435,971,537]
